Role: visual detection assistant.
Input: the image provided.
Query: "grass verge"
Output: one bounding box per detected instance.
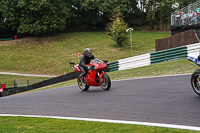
[0,74,49,88]
[0,116,198,133]
[0,31,170,75]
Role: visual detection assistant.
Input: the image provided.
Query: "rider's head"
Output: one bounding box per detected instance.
[84,48,93,58]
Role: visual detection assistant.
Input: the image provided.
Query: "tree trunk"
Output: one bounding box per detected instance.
[153,1,156,20]
[151,0,154,19]
[160,12,162,31]
[152,0,156,30]
[92,10,97,29]
[160,24,162,31]
[140,0,143,12]
[167,23,170,31]
[154,25,157,30]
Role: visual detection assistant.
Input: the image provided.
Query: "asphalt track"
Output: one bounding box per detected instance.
[0,74,200,128]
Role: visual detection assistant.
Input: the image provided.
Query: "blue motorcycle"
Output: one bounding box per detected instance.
[188,55,200,96]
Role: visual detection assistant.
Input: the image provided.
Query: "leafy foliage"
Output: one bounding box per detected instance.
[18,0,67,36]
[68,0,128,30]
[106,10,128,48]
[0,0,198,37]
[1,0,67,36]
[1,0,20,32]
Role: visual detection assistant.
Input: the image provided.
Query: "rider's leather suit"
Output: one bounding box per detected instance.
[78,53,95,77]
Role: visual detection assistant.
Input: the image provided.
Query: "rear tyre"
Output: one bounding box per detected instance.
[191,69,200,96]
[77,77,89,91]
[100,74,111,90]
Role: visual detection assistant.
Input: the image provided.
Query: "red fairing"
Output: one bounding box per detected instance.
[74,59,107,86]
[86,69,100,86]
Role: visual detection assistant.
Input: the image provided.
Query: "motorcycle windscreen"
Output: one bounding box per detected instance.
[90,59,107,70]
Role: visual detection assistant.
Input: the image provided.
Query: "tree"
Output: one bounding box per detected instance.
[1,0,68,36]
[106,10,128,49]
[1,0,185,35]
[146,0,156,29]
[17,0,67,36]
[124,0,145,26]
[146,0,175,30]
[1,0,20,32]
[0,0,5,33]
[67,0,128,30]
[177,0,197,8]
[161,1,174,30]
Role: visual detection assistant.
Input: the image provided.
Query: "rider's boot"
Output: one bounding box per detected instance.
[83,76,87,85]
[79,76,84,83]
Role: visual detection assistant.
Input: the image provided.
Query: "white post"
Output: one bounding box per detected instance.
[130,31,133,57]
[127,28,134,57]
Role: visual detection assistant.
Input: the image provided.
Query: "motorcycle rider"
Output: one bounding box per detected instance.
[79,48,95,83]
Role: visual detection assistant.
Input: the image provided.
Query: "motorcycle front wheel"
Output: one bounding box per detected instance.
[191,69,200,96]
[77,77,89,91]
[99,74,111,90]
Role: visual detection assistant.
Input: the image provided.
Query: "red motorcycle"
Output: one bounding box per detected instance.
[74,59,111,91]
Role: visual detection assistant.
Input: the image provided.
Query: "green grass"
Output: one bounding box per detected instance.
[0,31,170,75]
[0,74,49,88]
[0,116,197,133]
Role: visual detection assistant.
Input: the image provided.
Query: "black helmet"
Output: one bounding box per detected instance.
[84,48,92,58]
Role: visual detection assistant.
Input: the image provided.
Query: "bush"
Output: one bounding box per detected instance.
[106,10,128,48]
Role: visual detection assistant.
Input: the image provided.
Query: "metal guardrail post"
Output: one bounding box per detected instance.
[14,80,17,88]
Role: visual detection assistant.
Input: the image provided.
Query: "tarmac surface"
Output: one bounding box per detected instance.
[0,74,200,127]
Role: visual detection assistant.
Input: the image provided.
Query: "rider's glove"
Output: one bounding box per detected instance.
[87,65,90,70]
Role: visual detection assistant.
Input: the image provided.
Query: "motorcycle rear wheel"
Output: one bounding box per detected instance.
[77,77,89,91]
[99,74,111,90]
[191,69,200,96]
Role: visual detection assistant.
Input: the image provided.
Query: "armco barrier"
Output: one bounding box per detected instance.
[0,71,79,97]
[0,38,13,41]
[186,43,200,56]
[106,43,200,72]
[150,46,187,64]
[118,53,151,70]
[106,53,151,72]
[106,61,119,72]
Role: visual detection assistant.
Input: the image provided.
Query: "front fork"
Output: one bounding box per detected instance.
[97,71,106,82]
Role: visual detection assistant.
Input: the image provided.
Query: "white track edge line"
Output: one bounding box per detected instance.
[0,114,199,131]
